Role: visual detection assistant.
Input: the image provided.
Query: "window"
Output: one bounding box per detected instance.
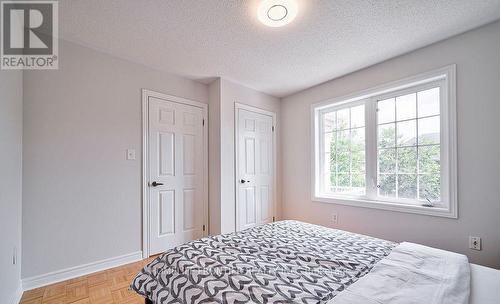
[321,104,366,196]
[312,66,457,218]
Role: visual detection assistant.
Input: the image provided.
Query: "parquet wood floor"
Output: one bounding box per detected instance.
[19,256,157,304]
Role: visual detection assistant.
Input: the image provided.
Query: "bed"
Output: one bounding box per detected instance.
[131,220,472,303]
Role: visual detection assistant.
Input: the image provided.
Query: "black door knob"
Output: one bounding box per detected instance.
[240,179,250,184]
[151,181,164,187]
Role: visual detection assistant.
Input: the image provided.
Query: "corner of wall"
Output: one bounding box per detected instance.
[208,78,222,235]
[0,69,24,303]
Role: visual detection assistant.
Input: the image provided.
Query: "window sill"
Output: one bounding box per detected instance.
[312,194,458,218]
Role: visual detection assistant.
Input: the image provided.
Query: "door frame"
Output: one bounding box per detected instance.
[142,89,208,258]
[234,102,277,231]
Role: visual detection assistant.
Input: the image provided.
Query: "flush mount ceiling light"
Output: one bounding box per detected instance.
[257,0,298,27]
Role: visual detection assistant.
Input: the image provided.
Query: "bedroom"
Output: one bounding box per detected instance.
[1,0,499,303]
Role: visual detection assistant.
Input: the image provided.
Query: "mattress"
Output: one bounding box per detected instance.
[470,263,500,304]
[131,220,396,303]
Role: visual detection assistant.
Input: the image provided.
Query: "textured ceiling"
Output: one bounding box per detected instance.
[58,0,500,97]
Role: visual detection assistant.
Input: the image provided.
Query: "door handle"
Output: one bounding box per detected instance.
[240,179,250,184]
[151,181,164,187]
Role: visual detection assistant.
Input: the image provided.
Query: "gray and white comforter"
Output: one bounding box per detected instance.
[131,220,396,303]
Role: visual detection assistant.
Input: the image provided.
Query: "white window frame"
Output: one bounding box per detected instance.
[311,65,457,218]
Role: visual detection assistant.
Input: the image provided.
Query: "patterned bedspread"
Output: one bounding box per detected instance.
[131,220,396,303]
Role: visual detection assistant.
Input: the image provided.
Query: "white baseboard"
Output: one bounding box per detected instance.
[22,251,143,291]
[8,283,23,304]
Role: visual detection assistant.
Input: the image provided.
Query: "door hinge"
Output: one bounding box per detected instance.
[202,119,205,126]
[272,126,275,132]
[202,224,206,231]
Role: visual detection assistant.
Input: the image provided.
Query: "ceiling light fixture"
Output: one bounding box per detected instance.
[257,0,298,27]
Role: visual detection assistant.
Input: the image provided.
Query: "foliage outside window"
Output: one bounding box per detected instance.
[376,88,441,203]
[322,105,365,196]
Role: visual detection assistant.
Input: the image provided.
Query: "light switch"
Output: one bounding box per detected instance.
[127,149,136,160]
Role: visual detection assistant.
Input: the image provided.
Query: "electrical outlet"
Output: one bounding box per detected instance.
[332,212,338,225]
[469,236,481,251]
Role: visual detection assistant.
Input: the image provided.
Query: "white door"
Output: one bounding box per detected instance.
[236,107,275,231]
[148,96,205,255]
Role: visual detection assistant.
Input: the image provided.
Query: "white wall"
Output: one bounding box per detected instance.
[22,39,208,278]
[0,70,23,302]
[209,78,282,234]
[281,21,500,268]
